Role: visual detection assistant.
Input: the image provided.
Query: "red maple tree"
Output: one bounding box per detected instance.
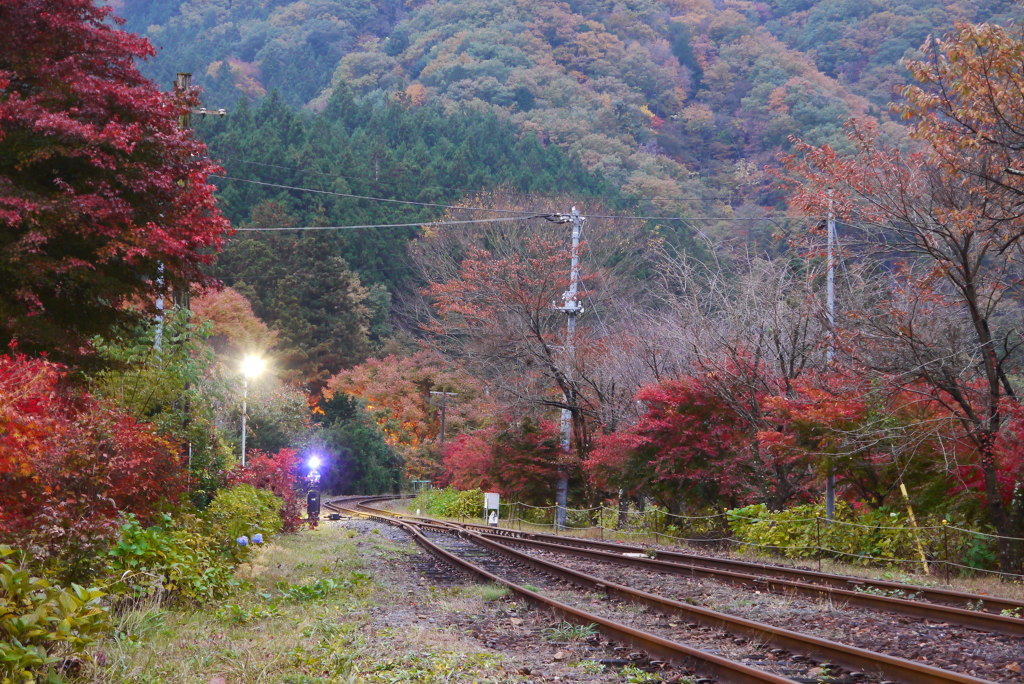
[0,0,231,360]
[0,354,185,580]
[442,419,562,506]
[588,375,763,513]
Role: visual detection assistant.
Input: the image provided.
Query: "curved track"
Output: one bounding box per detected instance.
[326,496,1006,684]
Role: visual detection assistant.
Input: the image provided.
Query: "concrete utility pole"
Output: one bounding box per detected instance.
[155,72,227,349]
[553,207,585,530]
[825,189,836,521]
[429,390,459,447]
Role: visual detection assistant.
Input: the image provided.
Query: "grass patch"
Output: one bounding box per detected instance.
[542,621,598,642]
[572,659,605,674]
[475,583,510,602]
[77,523,512,683]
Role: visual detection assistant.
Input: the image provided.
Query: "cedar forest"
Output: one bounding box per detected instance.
[3,0,1024,676]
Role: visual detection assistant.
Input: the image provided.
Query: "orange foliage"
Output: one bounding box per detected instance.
[193,286,278,357]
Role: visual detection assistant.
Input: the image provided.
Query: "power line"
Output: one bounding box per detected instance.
[216,175,809,224]
[235,215,806,232]
[588,212,805,222]
[235,215,549,232]
[216,176,549,216]
[215,155,748,204]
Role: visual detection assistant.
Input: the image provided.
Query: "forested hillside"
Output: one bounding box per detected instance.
[118,0,1022,222]
[112,0,1024,388]
[196,88,614,385]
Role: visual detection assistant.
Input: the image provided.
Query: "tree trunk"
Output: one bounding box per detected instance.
[979,450,1024,575]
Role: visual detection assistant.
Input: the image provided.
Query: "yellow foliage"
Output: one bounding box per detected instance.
[405,83,429,107]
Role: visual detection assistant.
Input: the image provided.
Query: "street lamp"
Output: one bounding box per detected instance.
[240,354,265,468]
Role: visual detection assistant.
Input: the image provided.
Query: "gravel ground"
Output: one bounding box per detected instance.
[329,516,690,682]
[415,529,892,683]
[344,502,1024,682]
[511,543,1024,683]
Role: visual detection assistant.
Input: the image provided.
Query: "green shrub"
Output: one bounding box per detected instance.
[726,502,937,567]
[0,546,108,682]
[962,535,998,570]
[410,487,484,519]
[203,484,284,543]
[107,514,240,604]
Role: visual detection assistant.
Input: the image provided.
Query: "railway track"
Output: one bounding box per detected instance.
[325,497,1011,684]
[460,523,1024,619]
[462,526,1024,637]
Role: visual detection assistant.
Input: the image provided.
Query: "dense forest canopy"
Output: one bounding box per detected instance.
[117,0,1022,221]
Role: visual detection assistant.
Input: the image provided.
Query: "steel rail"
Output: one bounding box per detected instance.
[332,499,996,684]
[439,518,1024,617]
[324,499,797,684]
[464,528,1024,637]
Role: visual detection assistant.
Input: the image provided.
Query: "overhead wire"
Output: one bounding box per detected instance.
[235,215,551,232]
[214,154,747,204]
[218,175,808,228]
[216,175,815,225]
[216,176,552,216]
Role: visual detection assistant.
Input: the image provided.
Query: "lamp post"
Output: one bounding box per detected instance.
[240,354,265,468]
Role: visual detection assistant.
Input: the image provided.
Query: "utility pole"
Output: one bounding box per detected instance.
[429,390,459,447]
[825,189,836,521]
[553,207,585,530]
[159,74,228,480]
[172,72,226,312]
[155,72,226,347]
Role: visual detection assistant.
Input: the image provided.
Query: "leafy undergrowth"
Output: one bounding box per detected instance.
[75,524,512,683]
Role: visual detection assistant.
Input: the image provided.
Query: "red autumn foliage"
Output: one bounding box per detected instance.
[954,399,1024,510]
[227,448,305,531]
[758,371,868,471]
[0,354,185,579]
[758,370,900,506]
[442,419,561,506]
[587,376,751,512]
[325,350,495,482]
[0,0,231,360]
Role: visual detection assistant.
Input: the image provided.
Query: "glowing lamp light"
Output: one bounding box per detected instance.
[239,354,266,469]
[308,455,322,471]
[241,354,265,379]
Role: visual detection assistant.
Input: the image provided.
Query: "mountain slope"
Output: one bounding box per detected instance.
[118,0,1020,227]
[112,0,1024,270]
